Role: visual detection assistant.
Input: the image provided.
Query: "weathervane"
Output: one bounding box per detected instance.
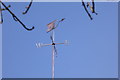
[36,18,68,80]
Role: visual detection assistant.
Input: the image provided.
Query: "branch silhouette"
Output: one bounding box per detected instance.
[22,0,33,14]
[82,0,93,20]
[0,1,34,31]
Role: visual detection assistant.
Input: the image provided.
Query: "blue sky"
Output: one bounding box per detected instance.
[2,2,118,78]
[0,23,2,79]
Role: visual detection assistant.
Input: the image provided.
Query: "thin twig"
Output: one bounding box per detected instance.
[22,0,33,14]
[0,4,3,24]
[82,0,93,20]
[92,0,98,15]
[0,1,34,31]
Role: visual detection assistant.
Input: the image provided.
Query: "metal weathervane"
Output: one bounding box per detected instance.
[36,18,68,80]
[0,0,99,79]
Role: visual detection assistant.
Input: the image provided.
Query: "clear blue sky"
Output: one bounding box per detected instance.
[2,2,118,78]
[0,23,2,80]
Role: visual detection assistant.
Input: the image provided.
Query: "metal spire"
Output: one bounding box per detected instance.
[36,18,68,80]
[52,31,55,80]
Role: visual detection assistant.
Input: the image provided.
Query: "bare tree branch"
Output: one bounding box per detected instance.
[22,0,33,14]
[82,0,93,20]
[0,1,34,31]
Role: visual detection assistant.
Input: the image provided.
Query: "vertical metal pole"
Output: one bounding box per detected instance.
[52,30,54,41]
[52,45,55,80]
[52,30,55,80]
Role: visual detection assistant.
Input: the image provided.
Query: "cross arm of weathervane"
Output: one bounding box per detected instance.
[36,40,68,48]
[36,43,53,48]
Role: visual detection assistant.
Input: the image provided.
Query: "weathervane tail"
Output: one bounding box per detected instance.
[46,18,65,33]
[47,20,56,33]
